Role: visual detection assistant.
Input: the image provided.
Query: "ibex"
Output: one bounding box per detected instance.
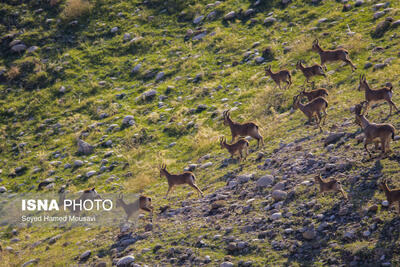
[379,180,400,212]
[314,174,347,199]
[265,65,292,90]
[354,102,396,157]
[159,163,203,199]
[58,187,102,214]
[296,61,326,84]
[299,87,329,102]
[293,94,328,132]
[220,136,249,162]
[358,74,398,116]
[116,193,154,222]
[223,109,264,148]
[312,39,356,71]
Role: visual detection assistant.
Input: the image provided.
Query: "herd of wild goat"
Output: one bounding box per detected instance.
[111,39,400,223]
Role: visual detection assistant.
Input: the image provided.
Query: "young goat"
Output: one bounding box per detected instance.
[116,193,154,222]
[159,163,203,199]
[299,87,329,102]
[223,109,264,148]
[358,74,398,116]
[220,136,249,162]
[265,65,292,90]
[314,174,348,199]
[312,39,356,71]
[379,180,400,212]
[296,61,326,84]
[293,94,328,132]
[354,103,396,157]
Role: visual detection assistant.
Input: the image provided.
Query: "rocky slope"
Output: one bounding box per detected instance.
[1,0,400,266]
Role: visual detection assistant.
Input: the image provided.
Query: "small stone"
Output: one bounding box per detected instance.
[77,139,94,155]
[303,228,316,240]
[382,200,389,207]
[193,16,204,24]
[220,262,234,267]
[11,44,27,53]
[264,17,277,25]
[111,27,119,33]
[224,11,236,20]
[122,115,135,127]
[272,190,287,201]
[363,230,371,237]
[86,171,96,178]
[270,212,282,220]
[256,175,274,187]
[116,255,135,267]
[79,250,91,262]
[0,186,6,193]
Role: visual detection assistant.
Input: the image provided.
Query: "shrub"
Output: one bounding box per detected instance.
[61,0,91,22]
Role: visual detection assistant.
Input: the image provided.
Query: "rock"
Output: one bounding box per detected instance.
[123,33,131,42]
[364,62,373,69]
[344,230,355,239]
[220,262,234,267]
[11,44,27,53]
[77,139,94,155]
[155,72,165,82]
[324,132,345,146]
[207,11,217,20]
[193,16,204,24]
[264,17,277,25]
[224,11,236,20]
[237,174,253,183]
[141,90,157,101]
[303,227,316,240]
[199,162,213,169]
[256,175,274,187]
[0,186,6,193]
[355,0,363,7]
[79,250,91,262]
[86,170,96,178]
[373,63,387,70]
[270,212,282,220]
[373,11,385,19]
[116,255,135,267]
[132,64,141,73]
[27,46,39,53]
[22,259,39,267]
[372,17,393,38]
[262,47,274,61]
[282,0,291,4]
[368,204,378,212]
[255,57,264,63]
[363,230,371,237]
[392,20,400,28]
[243,9,254,17]
[111,27,119,33]
[73,160,84,167]
[382,200,389,207]
[272,190,287,201]
[122,115,135,127]
[48,234,61,245]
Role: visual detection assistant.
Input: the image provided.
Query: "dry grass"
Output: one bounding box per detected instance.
[61,0,91,22]
[6,66,20,81]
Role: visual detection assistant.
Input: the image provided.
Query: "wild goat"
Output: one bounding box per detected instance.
[314,174,348,199]
[293,94,328,132]
[159,163,203,199]
[312,39,356,71]
[58,187,102,214]
[354,103,396,157]
[220,136,249,162]
[265,65,292,90]
[299,87,329,102]
[296,61,326,84]
[116,193,153,222]
[223,109,264,148]
[379,180,400,212]
[358,74,398,116]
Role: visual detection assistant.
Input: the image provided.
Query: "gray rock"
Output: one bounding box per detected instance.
[303,227,316,240]
[86,170,96,178]
[77,139,94,155]
[132,64,141,73]
[392,20,400,28]
[220,262,234,267]
[270,212,282,220]
[324,132,345,146]
[155,72,165,82]
[237,174,253,183]
[272,190,287,201]
[193,16,204,24]
[256,175,274,187]
[74,160,84,167]
[123,33,131,42]
[111,27,119,33]
[0,186,6,193]
[116,255,135,267]
[373,11,385,19]
[373,63,387,70]
[200,162,213,169]
[79,250,91,262]
[355,0,363,7]
[224,11,236,20]
[11,44,27,52]
[141,90,157,101]
[264,17,277,25]
[22,259,39,267]
[193,32,207,41]
[382,200,389,207]
[122,115,135,127]
[207,11,217,20]
[27,46,39,53]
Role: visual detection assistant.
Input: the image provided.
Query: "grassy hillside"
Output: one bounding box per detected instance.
[1,0,400,266]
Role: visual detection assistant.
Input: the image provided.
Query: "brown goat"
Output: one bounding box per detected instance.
[314,174,347,199]
[296,61,326,84]
[265,65,292,90]
[293,94,328,132]
[358,74,398,116]
[354,102,396,157]
[223,109,264,148]
[299,87,329,102]
[116,193,154,222]
[159,163,203,199]
[220,136,249,162]
[379,181,400,212]
[312,39,356,71]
